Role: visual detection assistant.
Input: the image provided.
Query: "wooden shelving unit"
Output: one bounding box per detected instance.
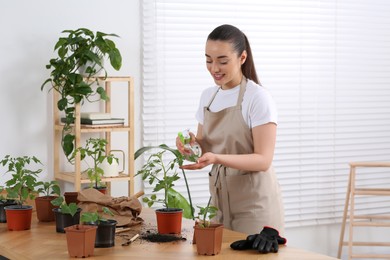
[53,76,134,196]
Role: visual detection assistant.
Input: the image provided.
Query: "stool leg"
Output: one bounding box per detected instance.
[338,169,352,259]
[348,166,356,260]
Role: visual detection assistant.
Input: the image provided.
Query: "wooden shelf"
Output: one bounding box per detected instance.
[55,172,132,184]
[54,124,132,133]
[53,76,135,196]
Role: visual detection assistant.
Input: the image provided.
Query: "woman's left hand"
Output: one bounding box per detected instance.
[180,152,216,170]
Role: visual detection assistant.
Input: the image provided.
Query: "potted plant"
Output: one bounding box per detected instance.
[73,137,118,193]
[193,197,223,256]
[51,185,82,233]
[0,186,17,223]
[64,224,97,258]
[81,206,117,248]
[34,180,60,222]
[41,28,123,162]
[0,155,42,231]
[135,144,194,234]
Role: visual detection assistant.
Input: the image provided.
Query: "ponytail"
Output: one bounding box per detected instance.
[243,35,259,84]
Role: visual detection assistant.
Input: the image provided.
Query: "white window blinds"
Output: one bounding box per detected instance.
[141,0,390,227]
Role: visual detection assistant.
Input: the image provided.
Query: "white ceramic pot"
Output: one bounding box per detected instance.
[100,158,119,177]
[101,150,125,177]
[78,59,104,77]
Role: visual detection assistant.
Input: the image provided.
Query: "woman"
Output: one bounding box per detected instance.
[177,24,284,235]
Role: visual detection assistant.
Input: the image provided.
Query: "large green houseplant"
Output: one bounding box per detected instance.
[0,155,42,230]
[135,144,194,234]
[41,28,123,162]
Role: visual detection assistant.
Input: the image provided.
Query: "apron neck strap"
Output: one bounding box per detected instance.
[236,76,247,107]
[206,76,247,109]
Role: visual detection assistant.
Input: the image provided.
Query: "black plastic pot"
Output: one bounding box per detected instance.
[96,219,117,247]
[0,200,17,223]
[53,208,81,233]
[88,219,117,248]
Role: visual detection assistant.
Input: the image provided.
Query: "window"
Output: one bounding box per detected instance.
[141,0,390,227]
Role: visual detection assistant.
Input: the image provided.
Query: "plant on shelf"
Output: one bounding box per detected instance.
[73,137,118,192]
[35,180,60,222]
[41,27,123,162]
[135,144,194,234]
[0,155,42,230]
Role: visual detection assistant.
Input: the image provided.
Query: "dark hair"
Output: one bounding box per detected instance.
[207,24,259,84]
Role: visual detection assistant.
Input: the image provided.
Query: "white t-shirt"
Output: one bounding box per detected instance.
[195,79,277,129]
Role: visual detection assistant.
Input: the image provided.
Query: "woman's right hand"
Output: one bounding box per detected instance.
[176,131,196,155]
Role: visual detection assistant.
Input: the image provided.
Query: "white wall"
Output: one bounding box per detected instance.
[0,1,387,259]
[0,0,142,193]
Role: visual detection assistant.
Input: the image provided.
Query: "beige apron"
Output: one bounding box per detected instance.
[202,77,285,235]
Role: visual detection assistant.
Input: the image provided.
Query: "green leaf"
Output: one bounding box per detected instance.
[108,48,122,70]
[96,87,109,100]
[167,188,193,219]
[57,98,68,111]
[68,203,79,217]
[63,134,75,157]
[51,196,64,206]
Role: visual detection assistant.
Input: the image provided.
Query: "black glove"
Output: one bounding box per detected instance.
[230,234,256,250]
[252,226,285,253]
[230,226,286,254]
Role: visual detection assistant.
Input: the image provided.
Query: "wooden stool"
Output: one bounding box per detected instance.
[338,162,390,259]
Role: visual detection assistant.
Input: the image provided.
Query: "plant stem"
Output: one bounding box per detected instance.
[180,168,194,220]
[158,153,169,209]
[203,196,212,225]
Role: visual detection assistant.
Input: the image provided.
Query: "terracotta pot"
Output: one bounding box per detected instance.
[0,199,17,223]
[64,224,97,258]
[64,192,79,205]
[4,205,33,231]
[194,224,224,256]
[155,208,183,234]
[95,187,107,194]
[35,196,58,222]
[53,207,81,233]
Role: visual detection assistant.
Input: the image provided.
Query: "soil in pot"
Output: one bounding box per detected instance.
[155,208,183,235]
[4,205,33,231]
[0,200,17,223]
[53,207,81,233]
[35,196,58,222]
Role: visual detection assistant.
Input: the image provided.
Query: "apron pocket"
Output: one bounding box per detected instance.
[225,173,258,217]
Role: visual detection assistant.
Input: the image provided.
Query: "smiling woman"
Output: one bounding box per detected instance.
[175,24,284,236]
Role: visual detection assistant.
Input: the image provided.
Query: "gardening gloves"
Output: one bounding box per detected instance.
[230,226,286,254]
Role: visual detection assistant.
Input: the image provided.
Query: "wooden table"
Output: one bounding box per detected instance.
[0,208,337,260]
